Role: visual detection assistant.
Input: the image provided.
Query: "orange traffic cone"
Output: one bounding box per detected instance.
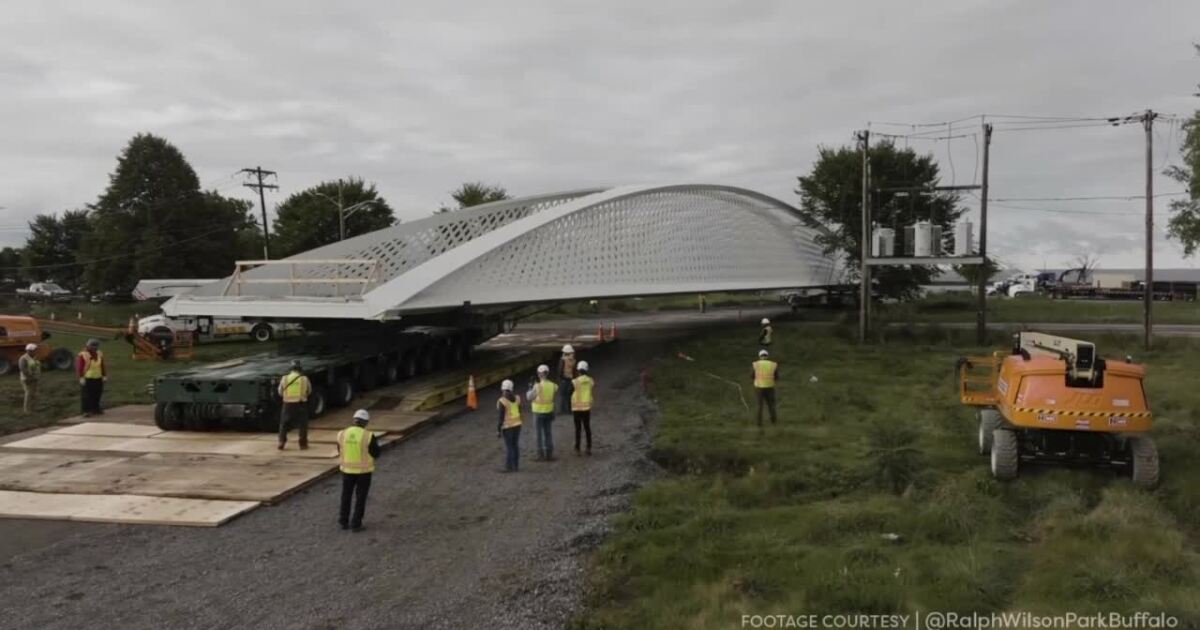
[466,375,478,410]
[609,322,617,341]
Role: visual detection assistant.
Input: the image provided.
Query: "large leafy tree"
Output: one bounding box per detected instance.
[271,178,395,258]
[20,209,92,289]
[0,247,22,284]
[1166,45,1200,255]
[78,133,255,291]
[796,141,964,299]
[437,182,509,213]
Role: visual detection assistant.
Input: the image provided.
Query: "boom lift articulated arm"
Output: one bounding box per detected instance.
[1012,332,1098,383]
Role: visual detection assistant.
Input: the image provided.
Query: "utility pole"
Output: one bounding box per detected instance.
[1143,110,1156,350]
[976,123,993,346]
[240,166,278,259]
[859,130,871,344]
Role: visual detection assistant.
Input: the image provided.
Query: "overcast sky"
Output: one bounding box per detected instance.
[2,0,1198,271]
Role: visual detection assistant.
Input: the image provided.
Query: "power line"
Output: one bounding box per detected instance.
[990,192,1188,202]
[240,166,278,260]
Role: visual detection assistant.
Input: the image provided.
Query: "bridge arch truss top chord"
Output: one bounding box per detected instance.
[167,184,840,320]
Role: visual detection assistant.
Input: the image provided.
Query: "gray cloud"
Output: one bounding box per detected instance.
[1,0,1198,272]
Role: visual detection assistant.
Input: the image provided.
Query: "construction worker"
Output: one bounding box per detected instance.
[759,318,773,348]
[698,294,707,313]
[18,343,40,414]
[76,339,106,417]
[496,379,522,472]
[558,344,576,415]
[752,349,779,426]
[277,360,312,450]
[336,409,380,532]
[527,365,558,461]
[571,360,595,455]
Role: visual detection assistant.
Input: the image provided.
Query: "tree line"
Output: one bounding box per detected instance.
[4,133,510,294]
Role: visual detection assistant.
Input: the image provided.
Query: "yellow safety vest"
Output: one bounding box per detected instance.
[79,350,104,379]
[337,426,375,474]
[279,371,311,403]
[561,356,576,379]
[571,375,594,411]
[531,380,558,414]
[498,396,522,428]
[753,360,777,389]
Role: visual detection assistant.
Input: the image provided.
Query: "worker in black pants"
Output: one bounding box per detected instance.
[337,409,380,532]
[752,349,779,427]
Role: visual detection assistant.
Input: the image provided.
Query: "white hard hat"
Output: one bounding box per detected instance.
[501,379,514,391]
[562,344,574,354]
[353,409,370,422]
[761,318,770,325]
[759,349,769,357]
[578,360,589,371]
[537,364,550,374]
[25,343,37,351]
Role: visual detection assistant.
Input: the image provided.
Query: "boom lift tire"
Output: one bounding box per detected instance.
[1129,435,1160,488]
[978,409,1001,455]
[48,348,74,370]
[990,429,1019,480]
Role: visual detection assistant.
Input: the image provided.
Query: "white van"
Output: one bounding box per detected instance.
[137,314,301,343]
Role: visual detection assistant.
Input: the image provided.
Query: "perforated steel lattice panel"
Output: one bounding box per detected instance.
[191,189,601,298]
[396,186,836,310]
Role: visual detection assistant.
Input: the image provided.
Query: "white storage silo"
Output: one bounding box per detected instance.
[954,221,974,256]
[912,222,934,257]
[872,227,895,257]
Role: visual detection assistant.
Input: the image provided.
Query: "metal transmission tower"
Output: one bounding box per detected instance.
[240,167,278,259]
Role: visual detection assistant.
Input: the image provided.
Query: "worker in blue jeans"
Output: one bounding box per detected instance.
[496,379,522,472]
[527,365,558,461]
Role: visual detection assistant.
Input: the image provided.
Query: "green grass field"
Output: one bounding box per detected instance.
[576,323,1200,628]
[885,294,1200,325]
[0,332,274,435]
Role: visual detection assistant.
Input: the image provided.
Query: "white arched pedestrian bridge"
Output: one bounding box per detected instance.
[163,184,841,321]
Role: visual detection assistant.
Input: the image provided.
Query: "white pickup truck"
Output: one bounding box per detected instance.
[137,314,301,343]
[16,282,74,303]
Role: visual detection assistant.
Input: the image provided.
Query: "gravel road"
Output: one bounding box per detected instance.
[0,334,670,629]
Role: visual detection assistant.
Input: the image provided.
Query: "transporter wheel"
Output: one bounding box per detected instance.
[329,377,355,407]
[250,324,274,342]
[307,388,327,418]
[382,360,400,385]
[1129,435,1160,489]
[48,348,74,371]
[401,353,419,379]
[357,362,380,392]
[978,409,1001,455]
[155,402,186,431]
[421,349,436,373]
[990,429,1019,480]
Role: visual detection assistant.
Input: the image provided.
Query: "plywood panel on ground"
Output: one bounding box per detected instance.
[0,452,333,503]
[0,490,257,527]
[53,422,163,438]
[59,405,156,426]
[309,410,437,432]
[2,433,336,459]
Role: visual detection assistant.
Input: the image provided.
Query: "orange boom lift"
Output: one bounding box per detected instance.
[957,332,1158,487]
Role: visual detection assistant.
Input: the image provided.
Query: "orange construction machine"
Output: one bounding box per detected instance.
[957,332,1157,487]
[0,315,75,375]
